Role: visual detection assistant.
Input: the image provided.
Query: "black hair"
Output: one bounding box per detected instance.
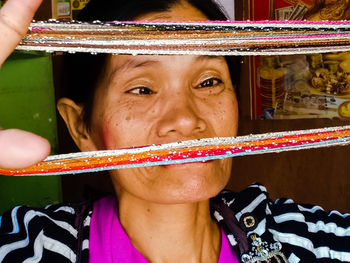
[78,0,228,21]
[62,0,240,130]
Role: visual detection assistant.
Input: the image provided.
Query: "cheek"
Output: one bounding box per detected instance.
[98,108,153,149]
[99,114,130,149]
[101,124,117,149]
[207,95,238,136]
[90,104,123,149]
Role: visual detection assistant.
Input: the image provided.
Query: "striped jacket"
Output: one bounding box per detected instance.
[0,183,349,263]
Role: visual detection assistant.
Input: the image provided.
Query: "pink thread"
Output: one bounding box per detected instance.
[30,26,52,31]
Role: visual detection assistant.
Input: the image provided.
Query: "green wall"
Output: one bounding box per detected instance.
[0,51,62,214]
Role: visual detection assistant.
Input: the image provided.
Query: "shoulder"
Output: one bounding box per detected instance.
[212,182,271,219]
[0,203,80,236]
[212,183,350,262]
[0,201,93,263]
[214,182,350,224]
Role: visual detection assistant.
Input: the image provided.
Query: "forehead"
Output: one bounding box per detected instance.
[136,1,208,21]
[103,1,213,81]
[104,55,228,80]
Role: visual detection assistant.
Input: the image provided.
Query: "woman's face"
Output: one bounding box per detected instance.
[82,2,239,204]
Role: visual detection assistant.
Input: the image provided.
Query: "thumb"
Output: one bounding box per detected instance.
[0,129,50,169]
[0,0,43,66]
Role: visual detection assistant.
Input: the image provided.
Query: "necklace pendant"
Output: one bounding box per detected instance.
[241,234,289,263]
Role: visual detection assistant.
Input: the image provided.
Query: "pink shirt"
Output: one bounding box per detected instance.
[90,196,239,263]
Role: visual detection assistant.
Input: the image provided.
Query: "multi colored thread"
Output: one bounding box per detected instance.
[1,126,350,176]
[15,20,350,56]
[6,21,350,176]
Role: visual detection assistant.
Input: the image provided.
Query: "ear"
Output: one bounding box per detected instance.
[57,98,97,152]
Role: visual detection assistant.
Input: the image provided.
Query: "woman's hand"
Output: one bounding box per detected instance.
[0,0,49,169]
[0,0,42,66]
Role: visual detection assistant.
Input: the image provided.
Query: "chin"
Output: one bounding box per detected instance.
[111,159,232,205]
[158,183,225,204]
[150,161,231,204]
[161,160,214,169]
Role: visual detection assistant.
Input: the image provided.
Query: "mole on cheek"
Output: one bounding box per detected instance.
[125,116,131,121]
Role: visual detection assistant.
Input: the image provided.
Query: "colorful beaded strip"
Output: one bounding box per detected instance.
[8,21,350,176]
[1,126,350,176]
[16,20,350,56]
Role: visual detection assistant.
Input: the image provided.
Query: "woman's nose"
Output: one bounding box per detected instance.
[156,93,206,138]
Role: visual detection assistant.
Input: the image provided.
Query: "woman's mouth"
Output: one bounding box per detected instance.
[162,159,214,168]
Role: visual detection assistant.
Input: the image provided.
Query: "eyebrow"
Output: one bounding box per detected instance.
[107,55,225,83]
[194,55,226,63]
[107,59,160,83]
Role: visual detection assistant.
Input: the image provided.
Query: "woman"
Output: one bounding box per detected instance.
[1,0,350,263]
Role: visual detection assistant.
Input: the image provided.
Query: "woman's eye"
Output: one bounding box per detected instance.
[127,87,154,95]
[198,78,223,88]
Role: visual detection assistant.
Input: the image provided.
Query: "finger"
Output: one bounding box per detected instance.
[0,129,50,169]
[0,0,43,66]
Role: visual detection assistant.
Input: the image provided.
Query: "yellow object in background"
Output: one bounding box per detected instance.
[52,0,72,20]
[71,0,90,19]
